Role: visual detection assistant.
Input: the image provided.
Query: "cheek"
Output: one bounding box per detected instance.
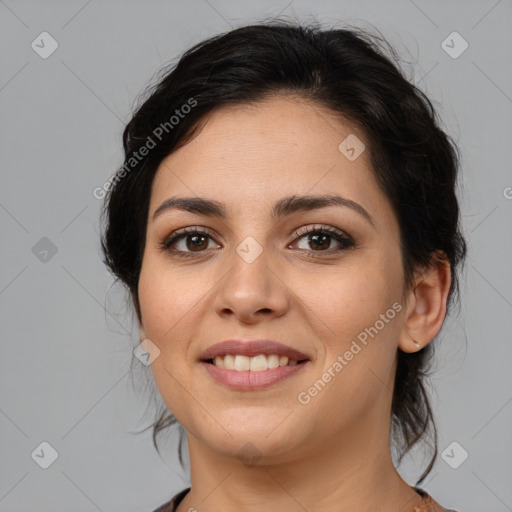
[298,269,401,427]
[138,254,199,328]
[137,256,199,346]
[300,263,401,348]
[137,258,199,418]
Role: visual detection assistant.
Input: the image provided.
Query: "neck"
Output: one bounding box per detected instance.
[177,414,421,512]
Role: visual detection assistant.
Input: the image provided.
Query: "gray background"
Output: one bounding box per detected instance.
[1,0,511,511]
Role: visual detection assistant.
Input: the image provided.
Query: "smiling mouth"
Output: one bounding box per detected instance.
[203,354,310,371]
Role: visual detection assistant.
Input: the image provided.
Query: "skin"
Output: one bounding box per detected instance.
[137,95,452,512]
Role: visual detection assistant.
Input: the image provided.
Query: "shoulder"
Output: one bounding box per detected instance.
[152,487,191,512]
[414,487,459,512]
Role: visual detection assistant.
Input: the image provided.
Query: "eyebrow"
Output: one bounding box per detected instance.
[152,194,375,227]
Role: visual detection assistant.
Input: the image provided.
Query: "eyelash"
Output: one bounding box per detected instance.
[159,224,356,259]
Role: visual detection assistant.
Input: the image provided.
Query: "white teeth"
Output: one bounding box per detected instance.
[211,354,301,370]
[224,354,235,370]
[234,355,250,371]
[249,354,268,371]
[267,354,280,369]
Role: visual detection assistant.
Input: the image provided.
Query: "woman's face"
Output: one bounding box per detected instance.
[138,96,408,462]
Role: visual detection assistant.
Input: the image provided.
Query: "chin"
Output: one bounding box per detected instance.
[196,418,305,461]
[213,436,301,466]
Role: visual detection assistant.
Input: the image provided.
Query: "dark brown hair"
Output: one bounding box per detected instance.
[100,20,467,484]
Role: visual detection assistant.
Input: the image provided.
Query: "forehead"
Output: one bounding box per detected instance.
[164,95,361,168]
[148,96,391,224]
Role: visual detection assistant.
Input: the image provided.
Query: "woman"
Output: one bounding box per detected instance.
[100,20,466,512]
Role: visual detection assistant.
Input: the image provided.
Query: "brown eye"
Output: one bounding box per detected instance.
[303,232,331,251]
[160,227,220,258]
[291,225,355,254]
[181,233,209,251]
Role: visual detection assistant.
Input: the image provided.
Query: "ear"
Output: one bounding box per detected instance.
[138,325,146,341]
[398,251,452,353]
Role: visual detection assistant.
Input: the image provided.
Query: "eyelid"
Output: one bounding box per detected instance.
[291,223,351,240]
[163,225,218,243]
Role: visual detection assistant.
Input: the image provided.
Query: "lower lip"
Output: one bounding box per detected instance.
[199,361,309,390]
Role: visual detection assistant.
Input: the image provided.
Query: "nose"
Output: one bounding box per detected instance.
[213,244,290,324]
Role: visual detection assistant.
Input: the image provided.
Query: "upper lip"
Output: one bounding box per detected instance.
[199,340,311,362]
